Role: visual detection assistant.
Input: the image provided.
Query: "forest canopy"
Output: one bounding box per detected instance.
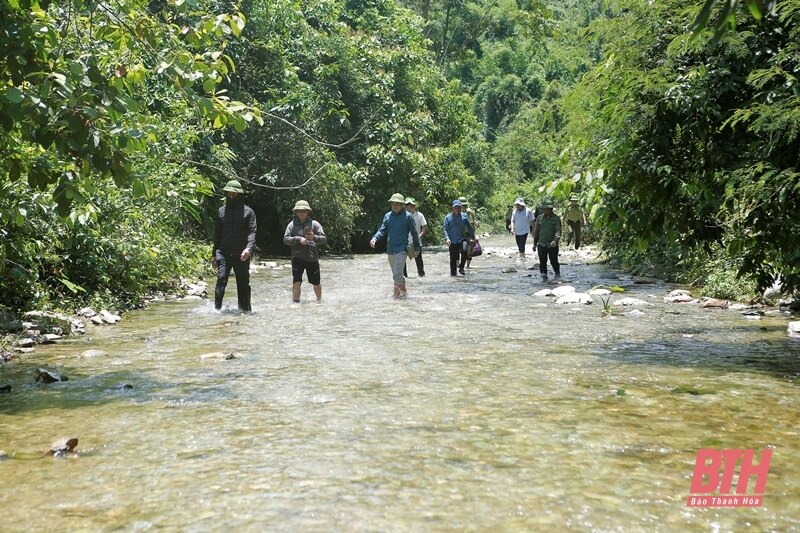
[1,0,798,313]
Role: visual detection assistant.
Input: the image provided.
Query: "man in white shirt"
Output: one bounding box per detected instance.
[404,197,428,277]
[510,197,535,258]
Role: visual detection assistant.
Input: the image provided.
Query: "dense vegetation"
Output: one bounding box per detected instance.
[1,0,797,316]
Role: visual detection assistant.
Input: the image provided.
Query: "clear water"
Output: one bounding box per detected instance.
[1,236,799,531]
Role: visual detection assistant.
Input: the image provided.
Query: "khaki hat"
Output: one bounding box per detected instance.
[389,193,405,204]
[569,195,579,201]
[293,200,312,212]
[514,197,526,206]
[404,197,417,205]
[222,180,245,194]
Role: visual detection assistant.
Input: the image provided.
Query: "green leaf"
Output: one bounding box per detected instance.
[59,277,86,294]
[4,87,25,104]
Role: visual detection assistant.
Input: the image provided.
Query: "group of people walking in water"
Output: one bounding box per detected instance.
[212,179,586,308]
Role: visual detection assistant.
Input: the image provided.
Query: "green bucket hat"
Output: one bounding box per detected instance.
[222,179,245,194]
[541,199,555,209]
[404,197,417,206]
[293,200,312,212]
[458,196,469,206]
[569,195,579,201]
[388,193,405,204]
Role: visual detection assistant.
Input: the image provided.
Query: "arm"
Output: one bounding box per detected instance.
[443,216,452,244]
[533,218,540,245]
[244,209,257,254]
[419,224,428,240]
[552,217,562,245]
[370,214,388,248]
[212,208,222,265]
[283,221,299,246]
[311,221,327,246]
[465,218,475,239]
[409,216,421,251]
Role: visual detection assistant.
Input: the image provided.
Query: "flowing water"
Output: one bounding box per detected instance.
[1,236,799,531]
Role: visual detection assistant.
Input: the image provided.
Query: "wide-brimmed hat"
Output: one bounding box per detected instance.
[514,197,526,206]
[458,196,469,206]
[389,193,405,204]
[452,199,463,207]
[222,180,245,194]
[293,200,312,212]
[569,195,579,201]
[404,197,417,206]
[541,199,555,209]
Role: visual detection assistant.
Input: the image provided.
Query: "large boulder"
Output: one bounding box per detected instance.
[789,321,800,338]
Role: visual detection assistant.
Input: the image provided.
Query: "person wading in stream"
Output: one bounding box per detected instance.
[459,196,476,269]
[212,180,257,311]
[443,199,474,276]
[533,198,562,282]
[283,200,327,302]
[370,193,421,299]
[510,197,535,259]
[403,197,427,278]
[563,195,587,250]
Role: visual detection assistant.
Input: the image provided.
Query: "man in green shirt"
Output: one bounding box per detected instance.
[563,195,587,250]
[534,199,562,281]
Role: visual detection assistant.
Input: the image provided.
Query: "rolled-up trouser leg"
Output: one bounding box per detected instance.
[387,252,406,287]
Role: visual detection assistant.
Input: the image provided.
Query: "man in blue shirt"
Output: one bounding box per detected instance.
[370,193,421,299]
[443,199,474,276]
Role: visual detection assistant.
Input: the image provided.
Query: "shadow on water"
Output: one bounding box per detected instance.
[591,334,800,381]
[0,361,239,415]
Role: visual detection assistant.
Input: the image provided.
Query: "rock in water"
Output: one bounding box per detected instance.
[501,267,517,273]
[99,310,121,324]
[533,289,553,297]
[588,288,611,296]
[699,297,729,309]
[36,369,67,383]
[555,293,593,305]
[199,352,236,360]
[79,349,108,358]
[47,437,78,457]
[664,289,693,303]
[613,297,650,307]
[550,285,576,297]
[624,309,646,317]
[633,277,658,284]
[789,321,800,338]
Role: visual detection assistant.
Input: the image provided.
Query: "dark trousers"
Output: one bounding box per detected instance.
[515,233,528,253]
[566,221,582,249]
[215,250,251,311]
[537,245,560,277]
[403,251,425,277]
[449,242,467,275]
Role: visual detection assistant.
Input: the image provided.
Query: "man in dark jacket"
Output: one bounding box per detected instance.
[283,200,327,302]
[212,180,257,311]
